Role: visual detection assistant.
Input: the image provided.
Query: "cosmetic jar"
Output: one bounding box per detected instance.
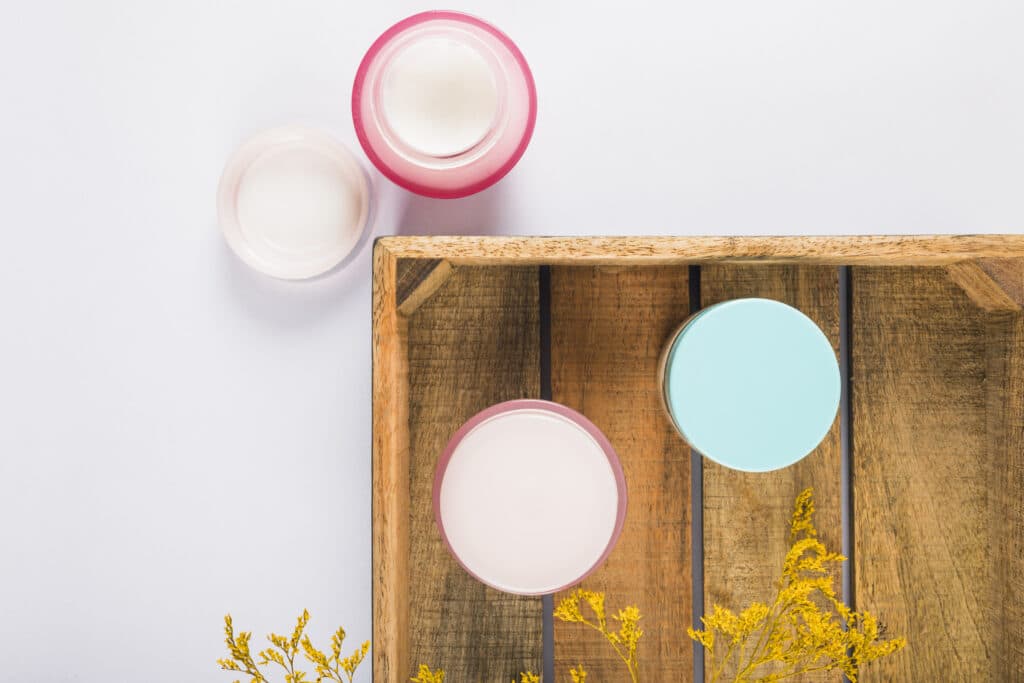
[434,400,626,595]
[217,126,370,279]
[660,298,841,472]
[352,11,536,198]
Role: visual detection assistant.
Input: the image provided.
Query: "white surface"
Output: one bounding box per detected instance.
[0,1,1022,681]
[222,126,370,279]
[383,36,499,157]
[438,409,619,595]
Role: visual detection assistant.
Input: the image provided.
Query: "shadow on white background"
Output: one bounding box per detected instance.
[395,182,508,236]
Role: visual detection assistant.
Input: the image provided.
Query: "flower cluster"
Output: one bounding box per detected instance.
[225,490,904,683]
[218,610,369,683]
[687,488,906,682]
[554,589,641,683]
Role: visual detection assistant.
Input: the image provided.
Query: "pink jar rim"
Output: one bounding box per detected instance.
[352,11,537,199]
[432,399,628,595]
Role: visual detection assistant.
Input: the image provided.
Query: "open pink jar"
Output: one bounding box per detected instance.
[352,11,537,199]
[433,400,627,595]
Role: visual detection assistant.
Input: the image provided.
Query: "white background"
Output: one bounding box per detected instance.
[1,1,1022,681]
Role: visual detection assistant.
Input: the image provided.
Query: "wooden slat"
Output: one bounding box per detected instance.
[379,235,1024,266]
[985,308,1024,679]
[405,265,542,681]
[852,266,1008,680]
[549,266,693,681]
[700,265,842,682]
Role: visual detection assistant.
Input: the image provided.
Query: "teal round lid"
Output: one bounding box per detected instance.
[663,298,840,472]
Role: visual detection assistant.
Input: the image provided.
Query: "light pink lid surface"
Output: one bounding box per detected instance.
[217,126,371,280]
[433,399,628,596]
[352,11,537,199]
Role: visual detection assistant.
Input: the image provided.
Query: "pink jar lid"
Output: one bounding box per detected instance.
[352,11,537,199]
[433,400,627,596]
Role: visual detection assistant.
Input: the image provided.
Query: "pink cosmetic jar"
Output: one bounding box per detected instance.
[433,400,627,595]
[352,11,537,199]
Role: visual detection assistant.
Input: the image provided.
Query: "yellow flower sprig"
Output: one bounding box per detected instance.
[257,610,309,683]
[218,614,268,683]
[302,625,370,683]
[554,589,643,683]
[218,611,370,683]
[688,488,906,683]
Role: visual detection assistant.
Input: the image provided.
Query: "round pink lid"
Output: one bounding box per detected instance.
[433,400,627,596]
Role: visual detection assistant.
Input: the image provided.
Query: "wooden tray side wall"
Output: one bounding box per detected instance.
[373,250,410,683]
[376,235,1024,266]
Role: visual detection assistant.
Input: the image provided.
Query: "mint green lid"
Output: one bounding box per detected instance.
[663,298,840,472]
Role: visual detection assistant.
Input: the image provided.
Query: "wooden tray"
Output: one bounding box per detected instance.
[372,236,1024,682]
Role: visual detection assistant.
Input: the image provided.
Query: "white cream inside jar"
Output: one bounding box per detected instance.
[437,408,622,595]
[381,36,499,158]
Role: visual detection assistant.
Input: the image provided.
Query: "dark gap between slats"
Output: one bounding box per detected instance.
[539,265,555,683]
[839,266,855,683]
[839,266,855,610]
[688,265,706,683]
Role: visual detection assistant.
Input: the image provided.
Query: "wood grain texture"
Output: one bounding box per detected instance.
[374,239,1024,680]
[977,257,1024,307]
[700,265,842,682]
[406,265,542,682]
[946,260,1022,312]
[852,266,1015,680]
[985,308,1024,679]
[396,257,454,316]
[378,235,1024,266]
[372,244,411,682]
[549,266,693,681]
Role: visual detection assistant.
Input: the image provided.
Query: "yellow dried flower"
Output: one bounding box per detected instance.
[410,664,445,683]
[554,589,642,683]
[256,611,312,683]
[553,592,585,623]
[688,488,906,683]
[219,614,269,683]
[340,640,370,678]
[569,664,587,682]
[219,612,368,683]
[789,488,816,542]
